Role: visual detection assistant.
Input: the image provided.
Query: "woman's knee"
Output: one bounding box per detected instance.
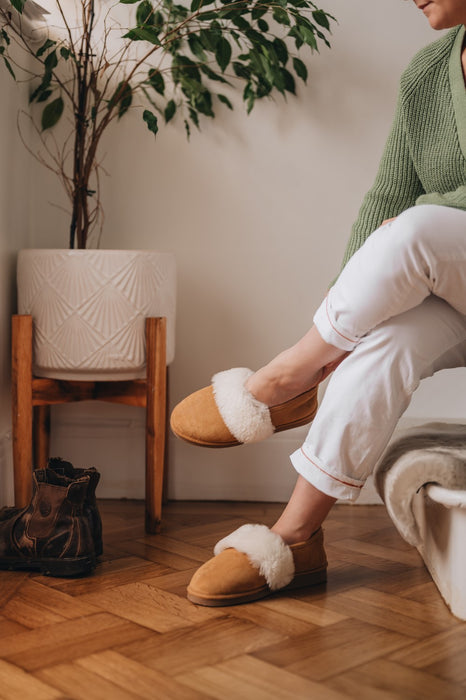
[393,204,464,255]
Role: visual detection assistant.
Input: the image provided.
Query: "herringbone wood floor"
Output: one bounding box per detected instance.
[1,500,465,699]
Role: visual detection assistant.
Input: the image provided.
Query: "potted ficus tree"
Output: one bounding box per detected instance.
[0,0,333,379]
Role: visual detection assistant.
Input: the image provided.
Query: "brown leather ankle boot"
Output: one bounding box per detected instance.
[0,469,96,577]
[47,458,103,557]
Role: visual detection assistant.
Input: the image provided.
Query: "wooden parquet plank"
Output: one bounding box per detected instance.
[118,616,286,677]
[0,612,154,672]
[389,625,466,668]
[80,581,222,633]
[143,568,199,597]
[36,661,143,700]
[1,580,101,629]
[227,602,320,638]
[286,627,414,683]
[363,565,433,595]
[344,586,456,627]
[252,596,348,627]
[423,649,466,686]
[307,588,455,638]
[0,572,29,608]
[0,615,29,639]
[328,538,425,568]
[138,534,216,563]
[115,539,207,571]
[175,654,348,700]
[326,658,466,700]
[359,525,415,552]
[41,556,173,596]
[74,650,207,700]
[253,618,412,680]
[0,658,62,700]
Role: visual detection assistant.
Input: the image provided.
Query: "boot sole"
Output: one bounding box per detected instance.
[0,554,96,577]
[187,566,327,607]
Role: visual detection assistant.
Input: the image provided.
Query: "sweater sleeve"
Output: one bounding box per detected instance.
[341,93,425,268]
[416,185,466,211]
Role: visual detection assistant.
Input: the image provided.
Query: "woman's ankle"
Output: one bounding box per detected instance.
[271,523,316,545]
[245,360,323,407]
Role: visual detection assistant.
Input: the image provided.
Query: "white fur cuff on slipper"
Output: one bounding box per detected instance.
[212,368,274,444]
[214,524,295,590]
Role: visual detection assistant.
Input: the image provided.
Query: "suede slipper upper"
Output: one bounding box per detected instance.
[187,524,327,606]
[170,367,318,447]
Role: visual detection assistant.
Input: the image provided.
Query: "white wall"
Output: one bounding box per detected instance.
[0,71,31,505]
[22,0,466,502]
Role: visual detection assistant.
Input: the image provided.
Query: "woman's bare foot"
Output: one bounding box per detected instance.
[245,325,347,406]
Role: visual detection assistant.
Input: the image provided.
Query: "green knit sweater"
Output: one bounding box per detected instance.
[342,25,466,267]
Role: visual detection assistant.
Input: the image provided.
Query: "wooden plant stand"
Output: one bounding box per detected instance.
[11,314,168,533]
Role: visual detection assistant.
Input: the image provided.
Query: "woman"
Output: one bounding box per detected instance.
[171,0,466,606]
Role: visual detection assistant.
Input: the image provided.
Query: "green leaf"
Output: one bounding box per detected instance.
[123,27,161,44]
[232,61,251,80]
[108,81,133,118]
[119,0,140,4]
[188,34,208,62]
[292,56,307,82]
[172,55,201,84]
[143,109,158,135]
[2,56,15,80]
[137,0,155,26]
[199,28,220,51]
[251,4,267,20]
[36,39,56,58]
[312,9,330,30]
[281,68,295,94]
[60,47,71,60]
[200,64,230,84]
[164,99,176,123]
[257,18,268,32]
[215,37,231,72]
[29,74,52,103]
[184,119,191,139]
[194,90,213,117]
[148,68,165,95]
[272,7,290,25]
[190,0,203,10]
[37,88,53,102]
[41,96,64,130]
[297,23,317,50]
[44,50,58,72]
[273,37,288,65]
[1,29,10,45]
[10,0,26,13]
[218,93,233,110]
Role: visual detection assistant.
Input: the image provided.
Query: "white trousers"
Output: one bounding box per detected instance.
[290,205,466,501]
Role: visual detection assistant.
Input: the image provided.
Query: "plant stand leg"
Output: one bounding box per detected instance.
[145,317,167,534]
[34,405,51,469]
[12,315,33,508]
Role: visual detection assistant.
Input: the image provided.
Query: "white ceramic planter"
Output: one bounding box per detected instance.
[17,249,176,380]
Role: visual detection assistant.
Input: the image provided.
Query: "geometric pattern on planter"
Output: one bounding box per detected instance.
[17,249,176,380]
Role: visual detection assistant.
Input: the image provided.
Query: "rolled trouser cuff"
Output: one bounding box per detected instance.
[290,444,365,502]
[313,296,359,352]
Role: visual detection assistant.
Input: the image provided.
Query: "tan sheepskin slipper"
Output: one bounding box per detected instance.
[170,368,318,447]
[187,525,327,606]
